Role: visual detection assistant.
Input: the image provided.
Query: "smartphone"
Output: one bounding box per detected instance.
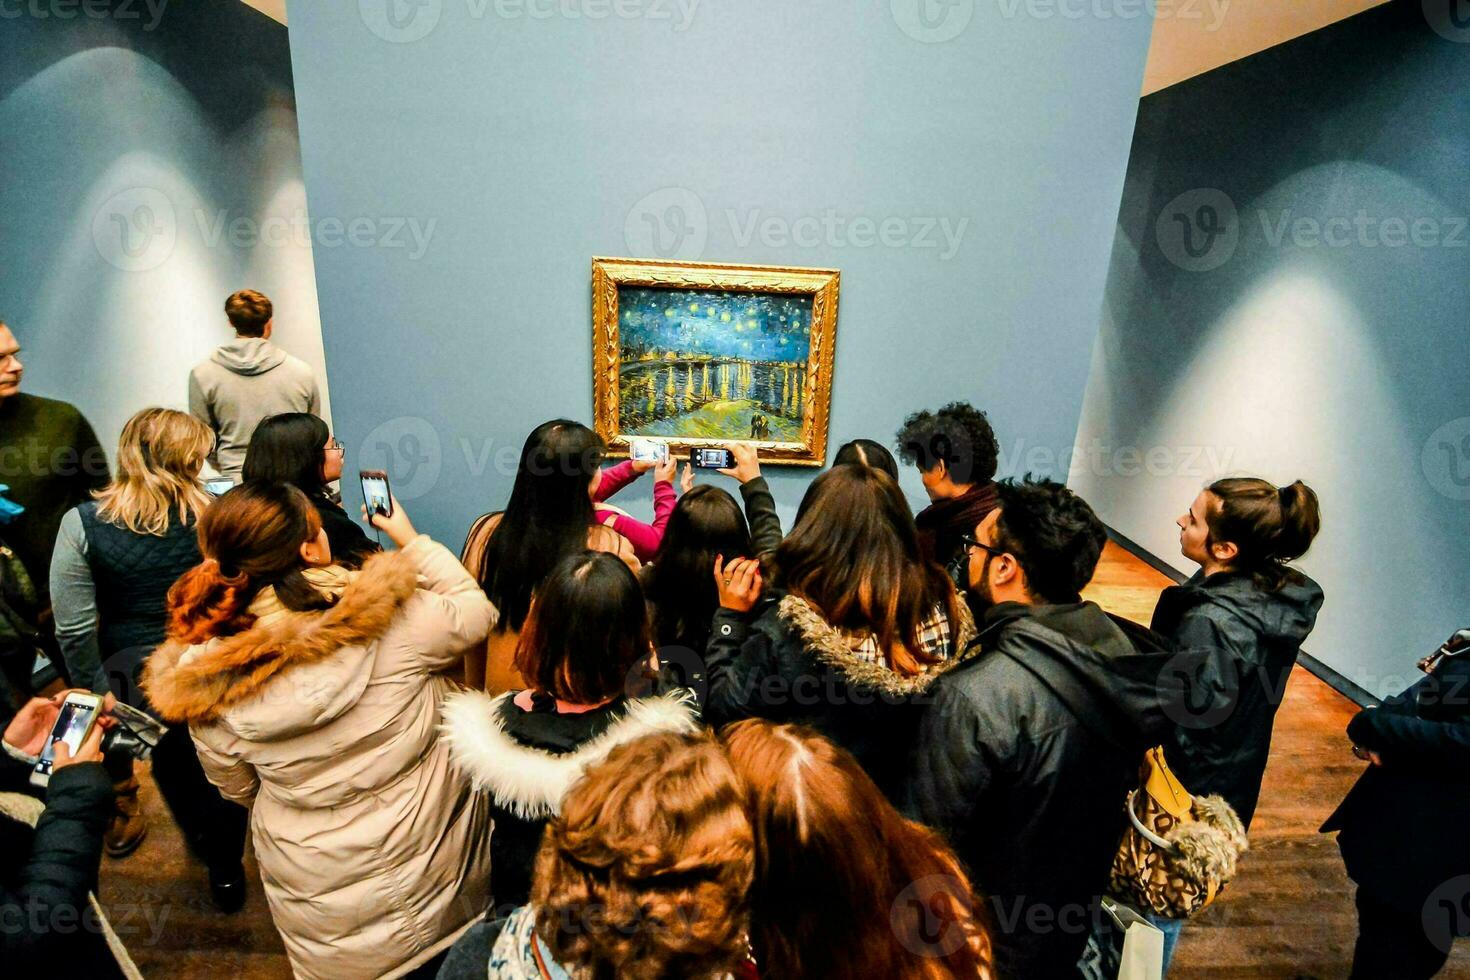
[630,438,669,463]
[205,478,235,496]
[691,447,736,470]
[360,470,392,518]
[31,691,103,788]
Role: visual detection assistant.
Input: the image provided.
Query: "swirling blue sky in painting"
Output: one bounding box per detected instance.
[618,288,812,363]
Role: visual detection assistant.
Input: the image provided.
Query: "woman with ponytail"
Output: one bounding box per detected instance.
[143,482,496,980]
[1157,477,1325,830]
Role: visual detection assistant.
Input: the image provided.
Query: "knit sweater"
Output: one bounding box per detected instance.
[0,393,109,604]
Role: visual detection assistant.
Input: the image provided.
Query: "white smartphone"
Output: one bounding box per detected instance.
[630,438,669,463]
[30,691,103,788]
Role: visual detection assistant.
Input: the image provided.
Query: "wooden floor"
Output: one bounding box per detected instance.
[95,542,1469,978]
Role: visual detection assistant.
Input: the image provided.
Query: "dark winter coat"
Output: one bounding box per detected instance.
[1,757,124,977]
[440,689,702,912]
[704,591,976,803]
[905,601,1183,980]
[1323,648,1470,910]
[1152,569,1323,828]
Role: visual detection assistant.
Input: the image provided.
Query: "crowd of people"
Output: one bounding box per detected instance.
[0,290,1466,980]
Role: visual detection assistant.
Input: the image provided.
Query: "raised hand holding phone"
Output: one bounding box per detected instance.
[717,443,762,484]
[361,492,418,549]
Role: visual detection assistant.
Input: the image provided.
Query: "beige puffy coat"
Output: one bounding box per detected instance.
[144,536,496,980]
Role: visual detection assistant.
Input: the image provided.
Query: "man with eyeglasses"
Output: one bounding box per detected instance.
[0,321,109,676]
[904,478,1190,980]
[188,289,321,483]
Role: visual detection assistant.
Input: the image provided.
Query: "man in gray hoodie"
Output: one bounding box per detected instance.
[188,290,321,482]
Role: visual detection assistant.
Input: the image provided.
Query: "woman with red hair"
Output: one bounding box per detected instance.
[143,481,496,980]
[722,719,994,980]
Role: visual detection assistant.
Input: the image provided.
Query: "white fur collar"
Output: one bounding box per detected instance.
[440,689,701,821]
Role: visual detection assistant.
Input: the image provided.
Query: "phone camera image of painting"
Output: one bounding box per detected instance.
[617,287,812,443]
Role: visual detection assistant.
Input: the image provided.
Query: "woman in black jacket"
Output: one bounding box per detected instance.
[1155,477,1325,829]
[439,551,700,912]
[642,443,782,665]
[2,692,126,977]
[704,464,974,802]
[1323,629,1470,979]
[242,413,379,568]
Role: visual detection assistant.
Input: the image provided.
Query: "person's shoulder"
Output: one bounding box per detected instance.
[11,391,82,421]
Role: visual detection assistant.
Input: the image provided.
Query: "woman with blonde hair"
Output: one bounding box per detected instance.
[438,729,755,980]
[49,407,250,906]
[722,719,993,980]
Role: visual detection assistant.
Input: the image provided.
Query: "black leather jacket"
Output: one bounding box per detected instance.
[905,601,1185,980]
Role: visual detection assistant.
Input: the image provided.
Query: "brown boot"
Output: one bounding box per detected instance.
[105,776,148,858]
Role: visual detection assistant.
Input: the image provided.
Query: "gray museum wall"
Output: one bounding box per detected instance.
[1070,1,1470,700]
[283,0,1156,544]
[0,0,331,461]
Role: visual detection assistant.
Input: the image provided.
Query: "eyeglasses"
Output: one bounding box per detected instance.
[326,439,345,454]
[960,535,1007,559]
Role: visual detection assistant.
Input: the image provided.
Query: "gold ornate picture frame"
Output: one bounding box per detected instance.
[592,256,840,466]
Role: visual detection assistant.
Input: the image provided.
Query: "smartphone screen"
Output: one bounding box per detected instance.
[630,439,668,463]
[360,471,392,517]
[692,447,736,469]
[34,696,100,779]
[205,478,234,496]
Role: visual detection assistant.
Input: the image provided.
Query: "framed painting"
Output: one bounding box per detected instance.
[591,257,840,466]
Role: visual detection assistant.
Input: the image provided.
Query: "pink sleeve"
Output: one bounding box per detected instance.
[651,478,675,535]
[594,460,638,502]
[601,512,663,563]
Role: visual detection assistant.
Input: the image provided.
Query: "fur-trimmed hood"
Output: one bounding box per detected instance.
[775,593,978,697]
[439,689,701,821]
[142,550,421,734]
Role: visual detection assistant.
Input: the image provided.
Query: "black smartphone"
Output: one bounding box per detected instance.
[360,470,392,517]
[691,447,735,470]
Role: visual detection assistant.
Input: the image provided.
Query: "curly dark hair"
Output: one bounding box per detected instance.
[895,402,1000,486]
[990,477,1107,604]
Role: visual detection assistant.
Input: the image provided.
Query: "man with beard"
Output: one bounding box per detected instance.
[905,478,1183,980]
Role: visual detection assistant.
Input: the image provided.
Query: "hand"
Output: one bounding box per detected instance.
[5,691,116,758]
[679,463,694,494]
[362,494,418,549]
[630,457,656,475]
[653,455,677,484]
[714,555,762,613]
[718,443,761,484]
[52,721,106,771]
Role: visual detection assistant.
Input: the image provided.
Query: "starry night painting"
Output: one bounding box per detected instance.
[592,257,840,466]
[616,287,814,442]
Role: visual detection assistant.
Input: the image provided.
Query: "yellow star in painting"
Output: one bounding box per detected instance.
[689,302,699,313]
[721,312,731,322]
[665,308,675,317]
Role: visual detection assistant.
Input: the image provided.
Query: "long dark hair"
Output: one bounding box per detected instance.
[242,413,331,499]
[774,465,958,676]
[723,720,992,979]
[644,485,753,650]
[479,420,604,632]
[515,551,651,704]
[167,481,334,643]
[1205,477,1321,590]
